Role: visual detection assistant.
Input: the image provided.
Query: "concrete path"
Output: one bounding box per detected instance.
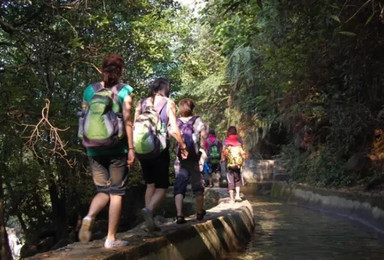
[27,192,254,259]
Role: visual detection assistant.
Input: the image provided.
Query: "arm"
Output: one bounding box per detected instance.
[200,129,207,140]
[220,139,226,162]
[81,100,88,111]
[221,147,227,163]
[198,120,207,148]
[123,93,135,166]
[218,140,223,152]
[167,100,188,159]
[241,146,247,159]
[133,100,141,123]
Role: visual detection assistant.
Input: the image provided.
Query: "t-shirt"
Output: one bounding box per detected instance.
[82,82,133,156]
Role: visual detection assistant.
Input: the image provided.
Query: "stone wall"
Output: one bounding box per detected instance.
[269,182,384,234]
[242,159,288,183]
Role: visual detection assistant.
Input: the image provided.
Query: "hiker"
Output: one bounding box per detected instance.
[7,227,22,259]
[203,129,222,187]
[78,54,135,249]
[174,98,207,224]
[222,126,246,203]
[199,148,210,186]
[133,78,187,232]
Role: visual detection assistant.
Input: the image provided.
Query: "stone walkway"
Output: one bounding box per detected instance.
[27,189,254,259]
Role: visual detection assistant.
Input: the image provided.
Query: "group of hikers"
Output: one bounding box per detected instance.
[77,54,246,249]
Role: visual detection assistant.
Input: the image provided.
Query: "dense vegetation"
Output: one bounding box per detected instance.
[1,0,384,258]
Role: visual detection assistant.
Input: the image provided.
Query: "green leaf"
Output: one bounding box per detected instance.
[331,15,341,23]
[338,31,357,37]
[365,12,375,25]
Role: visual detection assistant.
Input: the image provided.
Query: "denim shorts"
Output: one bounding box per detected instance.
[88,154,128,196]
[174,159,205,196]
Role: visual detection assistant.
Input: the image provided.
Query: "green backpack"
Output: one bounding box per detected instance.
[133,98,168,159]
[78,83,125,149]
[207,139,221,164]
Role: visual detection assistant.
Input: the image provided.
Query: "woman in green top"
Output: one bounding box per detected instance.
[78,54,135,249]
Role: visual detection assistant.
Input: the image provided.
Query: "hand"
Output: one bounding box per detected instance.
[180,148,188,159]
[127,149,135,166]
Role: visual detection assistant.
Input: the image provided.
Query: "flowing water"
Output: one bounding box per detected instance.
[223,187,384,260]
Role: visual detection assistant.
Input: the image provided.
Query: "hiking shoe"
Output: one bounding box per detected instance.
[104,239,129,249]
[79,216,94,242]
[141,208,156,232]
[196,210,206,221]
[176,216,186,224]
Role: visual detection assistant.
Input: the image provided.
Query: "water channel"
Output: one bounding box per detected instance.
[223,185,384,260]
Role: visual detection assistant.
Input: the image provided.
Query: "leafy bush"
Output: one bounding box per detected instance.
[279,144,351,187]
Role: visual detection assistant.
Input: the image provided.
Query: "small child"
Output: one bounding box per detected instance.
[222,126,246,202]
[204,129,222,187]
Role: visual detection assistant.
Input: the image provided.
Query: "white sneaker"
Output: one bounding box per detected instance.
[104,239,129,249]
[78,216,94,242]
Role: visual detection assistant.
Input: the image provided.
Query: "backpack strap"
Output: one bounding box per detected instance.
[91,82,125,103]
[207,138,218,146]
[177,116,199,130]
[110,83,125,103]
[140,97,167,112]
[188,116,199,125]
[91,82,103,92]
[154,97,167,115]
[140,98,146,114]
[140,97,168,125]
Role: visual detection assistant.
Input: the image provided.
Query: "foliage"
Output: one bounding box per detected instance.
[0,0,183,253]
[2,0,384,255]
[278,144,350,187]
[201,0,384,180]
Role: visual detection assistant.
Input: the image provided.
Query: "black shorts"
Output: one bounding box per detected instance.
[208,162,220,174]
[139,149,170,189]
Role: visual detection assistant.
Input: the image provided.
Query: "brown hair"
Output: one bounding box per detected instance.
[102,54,124,88]
[178,98,195,117]
[227,126,237,136]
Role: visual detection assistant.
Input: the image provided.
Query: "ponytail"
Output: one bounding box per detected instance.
[101,54,124,88]
[148,77,170,97]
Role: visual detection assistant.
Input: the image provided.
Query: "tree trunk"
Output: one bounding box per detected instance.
[48,175,68,242]
[5,180,28,234]
[38,157,69,245]
[0,170,12,260]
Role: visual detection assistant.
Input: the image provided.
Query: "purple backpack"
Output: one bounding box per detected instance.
[177,116,201,161]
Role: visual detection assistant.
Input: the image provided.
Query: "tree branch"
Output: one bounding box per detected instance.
[22,99,73,166]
